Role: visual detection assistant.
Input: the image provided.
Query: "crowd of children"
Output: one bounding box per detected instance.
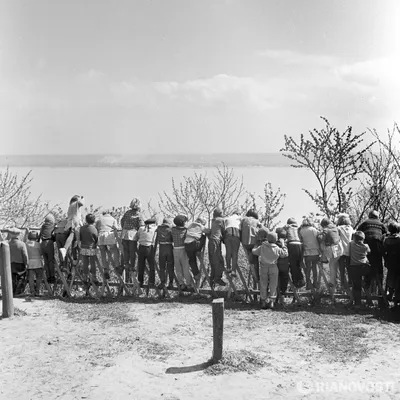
[2,195,399,311]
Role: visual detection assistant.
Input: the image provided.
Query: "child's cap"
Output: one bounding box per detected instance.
[213,207,223,218]
[28,231,38,240]
[173,215,187,227]
[287,217,297,225]
[45,214,55,223]
[267,232,278,243]
[7,227,21,236]
[354,231,365,241]
[145,218,156,225]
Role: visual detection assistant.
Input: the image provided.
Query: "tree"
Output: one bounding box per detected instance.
[0,167,57,228]
[281,117,372,218]
[158,164,248,225]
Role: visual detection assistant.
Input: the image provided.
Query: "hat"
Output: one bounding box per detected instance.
[354,231,365,241]
[8,227,21,236]
[173,215,188,227]
[213,207,223,218]
[130,197,142,211]
[257,227,269,241]
[267,232,278,243]
[28,231,38,240]
[45,214,55,223]
[287,218,297,225]
[145,218,156,225]
[368,210,379,219]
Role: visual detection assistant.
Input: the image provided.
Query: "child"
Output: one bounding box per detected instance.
[135,218,157,288]
[208,208,226,287]
[8,227,29,295]
[78,213,99,285]
[120,198,144,275]
[184,217,207,286]
[155,218,175,289]
[348,231,371,308]
[252,230,288,309]
[26,231,44,296]
[275,227,290,303]
[39,214,56,283]
[172,215,192,290]
[59,195,85,262]
[284,218,305,288]
[241,209,262,285]
[383,222,400,304]
[224,209,242,276]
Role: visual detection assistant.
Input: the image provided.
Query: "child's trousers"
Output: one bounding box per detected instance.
[259,263,279,301]
[138,245,155,285]
[41,239,55,279]
[159,244,174,284]
[82,255,97,278]
[28,268,43,294]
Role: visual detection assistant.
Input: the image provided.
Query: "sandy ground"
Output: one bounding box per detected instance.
[1,297,400,400]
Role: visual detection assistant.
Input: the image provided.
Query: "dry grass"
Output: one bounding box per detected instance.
[204,350,269,375]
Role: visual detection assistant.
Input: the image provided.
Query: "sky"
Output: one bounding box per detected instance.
[0,0,399,155]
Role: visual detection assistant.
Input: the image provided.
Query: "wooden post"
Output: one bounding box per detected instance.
[212,298,224,362]
[0,242,14,318]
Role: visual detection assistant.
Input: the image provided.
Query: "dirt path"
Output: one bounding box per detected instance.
[1,297,400,400]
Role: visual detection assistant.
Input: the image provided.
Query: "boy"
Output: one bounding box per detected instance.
[135,218,157,288]
[276,227,290,304]
[8,227,28,295]
[383,222,400,304]
[155,218,174,289]
[208,208,226,287]
[26,231,44,296]
[184,217,207,286]
[253,230,288,309]
[284,218,305,288]
[78,213,99,285]
[172,215,192,290]
[39,214,56,283]
[348,231,371,308]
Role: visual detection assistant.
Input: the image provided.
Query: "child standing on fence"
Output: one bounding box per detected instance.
[78,213,99,285]
[8,227,28,295]
[224,209,242,277]
[59,195,85,263]
[337,213,354,292]
[383,222,400,304]
[208,207,226,288]
[135,218,157,288]
[348,231,372,308]
[241,209,262,287]
[155,218,175,289]
[120,198,144,275]
[39,214,56,284]
[184,217,207,287]
[96,210,119,280]
[172,215,193,291]
[252,230,288,309]
[275,227,290,303]
[26,231,44,296]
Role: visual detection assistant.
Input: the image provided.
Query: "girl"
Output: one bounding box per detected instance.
[336,213,354,292]
[298,217,320,290]
[120,198,144,276]
[96,210,119,280]
[26,231,44,296]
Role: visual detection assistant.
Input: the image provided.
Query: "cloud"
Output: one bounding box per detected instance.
[257,49,337,67]
[153,74,278,111]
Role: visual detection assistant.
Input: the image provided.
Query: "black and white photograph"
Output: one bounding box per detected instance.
[0,1,399,399]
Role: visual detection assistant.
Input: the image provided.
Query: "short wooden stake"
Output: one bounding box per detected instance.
[212,298,224,362]
[0,242,14,318]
